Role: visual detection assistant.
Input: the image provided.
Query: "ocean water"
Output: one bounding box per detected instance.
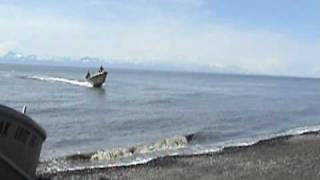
[1,64,320,172]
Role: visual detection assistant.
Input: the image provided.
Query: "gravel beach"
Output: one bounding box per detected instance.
[37,131,320,180]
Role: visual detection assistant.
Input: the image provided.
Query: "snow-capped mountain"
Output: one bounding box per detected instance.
[0,51,247,74]
[0,52,106,67]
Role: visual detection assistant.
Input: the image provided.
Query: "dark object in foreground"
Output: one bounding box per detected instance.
[0,105,46,180]
[85,66,108,88]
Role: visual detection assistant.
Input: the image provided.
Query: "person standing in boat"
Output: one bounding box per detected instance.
[99,66,104,72]
[85,71,91,79]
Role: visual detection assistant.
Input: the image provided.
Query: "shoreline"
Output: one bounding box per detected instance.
[37,130,320,180]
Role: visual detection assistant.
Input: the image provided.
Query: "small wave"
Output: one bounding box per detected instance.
[191,124,320,156]
[85,125,320,162]
[29,75,92,87]
[37,135,190,174]
[282,125,320,136]
[37,156,155,175]
[67,135,189,162]
[37,125,320,175]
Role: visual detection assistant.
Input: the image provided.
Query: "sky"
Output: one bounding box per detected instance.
[0,0,319,76]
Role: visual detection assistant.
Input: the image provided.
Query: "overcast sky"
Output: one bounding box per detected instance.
[0,0,319,76]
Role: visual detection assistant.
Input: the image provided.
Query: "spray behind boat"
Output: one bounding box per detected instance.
[0,105,46,180]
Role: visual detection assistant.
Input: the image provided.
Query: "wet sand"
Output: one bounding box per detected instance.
[37,131,320,180]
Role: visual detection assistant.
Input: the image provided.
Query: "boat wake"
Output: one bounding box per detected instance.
[27,75,93,87]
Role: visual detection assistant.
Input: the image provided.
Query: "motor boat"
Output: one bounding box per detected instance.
[85,66,108,88]
[0,105,46,180]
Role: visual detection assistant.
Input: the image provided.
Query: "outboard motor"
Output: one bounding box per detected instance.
[0,105,46,180]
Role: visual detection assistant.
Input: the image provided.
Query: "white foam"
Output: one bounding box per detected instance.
[90,135,188,161]
[38,125,320,175]
[188,124,320,157]
[38,156,156,174]
[281,125,320,136]
[37,136,189,174]
[30,75,93,87]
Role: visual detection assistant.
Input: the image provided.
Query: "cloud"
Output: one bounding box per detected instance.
[86,0,204,7]
[0,1,319,77]
[0,41,16,56]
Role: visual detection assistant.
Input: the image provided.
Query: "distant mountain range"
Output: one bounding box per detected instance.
[0,51,247,74]
[0,51,106,67]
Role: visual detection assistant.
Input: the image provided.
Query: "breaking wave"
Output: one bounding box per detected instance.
[67,135,190,161]
[27,75,92,87]
[37,125,320,175]
[37,135,193,174]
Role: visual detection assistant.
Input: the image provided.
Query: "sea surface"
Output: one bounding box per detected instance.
[1,64,320,172]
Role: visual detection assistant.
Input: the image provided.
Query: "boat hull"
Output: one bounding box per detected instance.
[86,71,107,87]
[0,153,33,180]
[0,105,46,180]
